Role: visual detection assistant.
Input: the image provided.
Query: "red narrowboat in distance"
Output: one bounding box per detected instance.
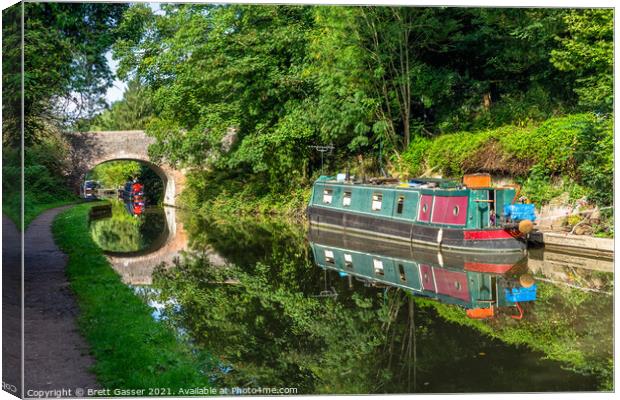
[307,173,536,253]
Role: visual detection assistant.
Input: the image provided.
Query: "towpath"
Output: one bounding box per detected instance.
[21,207,99,393]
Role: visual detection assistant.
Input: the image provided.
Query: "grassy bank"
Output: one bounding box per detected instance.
[399,113,613,208]
[2,193,78,231]
[52,203,212,391]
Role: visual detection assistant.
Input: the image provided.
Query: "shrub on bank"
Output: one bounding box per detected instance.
[180,168,312,218]
[400,113,613,207]
[2,144,77,229]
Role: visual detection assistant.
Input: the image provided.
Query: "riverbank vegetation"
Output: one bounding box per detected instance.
[2,137,77,229]
[400,113,613,206]
[52,203,212,390]
[5,4,613,225]
[2,3,127,227]
[101,5,612,219]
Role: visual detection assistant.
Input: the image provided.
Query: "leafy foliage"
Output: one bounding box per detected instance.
[550,10,613,112]
[2,2,126,225]
[2,133,77,229]
[18,2,127,144]
[114,4,317,181]
[90,160,142,188]
[399,113,613,206]
[111,4,611,205]
[88,79,155,131]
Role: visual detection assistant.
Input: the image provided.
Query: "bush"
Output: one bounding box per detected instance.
[399,113,613,207]
[2,137,77,229]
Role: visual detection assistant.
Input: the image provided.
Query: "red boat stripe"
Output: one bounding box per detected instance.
[464,262,514,274]
[464,230,516,240]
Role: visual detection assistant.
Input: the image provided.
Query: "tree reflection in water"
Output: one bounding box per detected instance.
[89,201,166,253]
[146,214,609,394]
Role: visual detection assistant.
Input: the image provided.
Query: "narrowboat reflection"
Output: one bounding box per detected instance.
[309,228,536,320]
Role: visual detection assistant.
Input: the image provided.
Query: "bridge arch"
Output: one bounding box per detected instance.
[68,130,185,206]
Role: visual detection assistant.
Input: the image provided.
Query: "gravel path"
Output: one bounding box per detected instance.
[22,206,99,394]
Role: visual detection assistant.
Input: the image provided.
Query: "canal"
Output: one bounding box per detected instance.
[90,202,614,393]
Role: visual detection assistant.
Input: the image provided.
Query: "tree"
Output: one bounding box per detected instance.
[550,9,613,113]
[17,2,128,144]
[2,4,22,146]
[90,160,142,188]
[112,4,609,190]
[89,79,155,130]
[114,4,319,185]
[310,7,461,153]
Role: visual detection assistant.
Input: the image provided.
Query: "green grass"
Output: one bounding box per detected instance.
[52,203,213,391]
[3,192,79,231]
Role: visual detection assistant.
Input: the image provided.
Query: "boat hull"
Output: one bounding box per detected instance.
[307,205,526,253]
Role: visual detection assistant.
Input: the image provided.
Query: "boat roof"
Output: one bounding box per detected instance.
[315,176,507,191]
[315,175,461,190]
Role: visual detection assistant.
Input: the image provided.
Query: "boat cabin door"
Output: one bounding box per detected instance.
[472,189,495,228]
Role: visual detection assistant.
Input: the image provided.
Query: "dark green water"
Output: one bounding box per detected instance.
[90,209,614,394]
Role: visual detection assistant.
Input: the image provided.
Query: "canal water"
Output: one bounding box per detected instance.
[90,203,614,393]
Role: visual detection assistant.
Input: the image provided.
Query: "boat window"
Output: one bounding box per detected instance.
[398,264,406,282]
[372,193,383,211]
[324,250,335,264]
[322,189,333,204]
[396,196,405,214]
[453,206,459,216]
[373,259,384,275]
[343,191,352,207]
[344,253,353,269]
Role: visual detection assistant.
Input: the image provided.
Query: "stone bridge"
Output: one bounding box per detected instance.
[67,130,185,206]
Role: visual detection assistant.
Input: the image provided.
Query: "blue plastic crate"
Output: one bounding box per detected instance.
[504,204,536,221]
[505,284,537,302]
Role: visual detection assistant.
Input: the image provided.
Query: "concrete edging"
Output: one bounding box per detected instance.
[529,231,614,258]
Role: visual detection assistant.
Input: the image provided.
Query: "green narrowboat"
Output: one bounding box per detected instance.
[307,174,536,253]
[309,228,537,320]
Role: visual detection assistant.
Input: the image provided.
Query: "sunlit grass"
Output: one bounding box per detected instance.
[52,203,213,390]
[3,191,78,230]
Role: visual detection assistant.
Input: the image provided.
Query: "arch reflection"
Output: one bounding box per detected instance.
[89,203,188,285]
